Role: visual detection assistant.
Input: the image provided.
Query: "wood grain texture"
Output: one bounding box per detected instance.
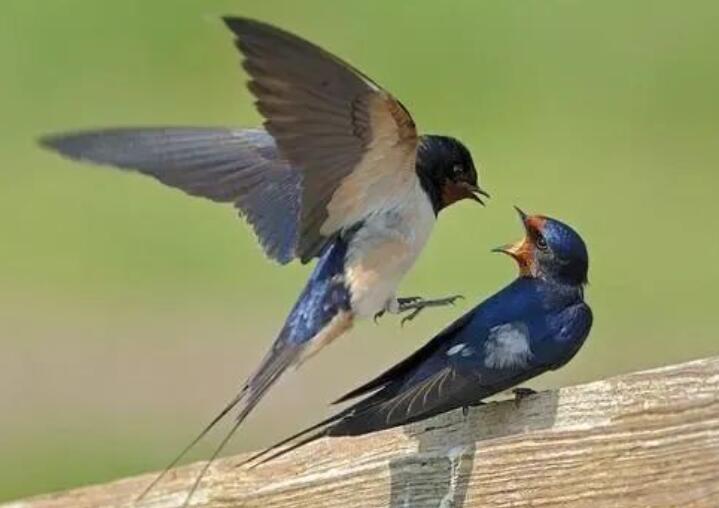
[9,356,719,508]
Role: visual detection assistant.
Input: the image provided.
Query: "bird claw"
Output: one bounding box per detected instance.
[397,294,464,326]
[400,308,423,327]
[512,387,537,407]
[396,296,424,306]
[373,310,385,324]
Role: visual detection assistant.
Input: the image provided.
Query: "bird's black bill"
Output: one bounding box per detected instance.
[463,183,490,206]
[491,206,530,255]
[514,205,528,223]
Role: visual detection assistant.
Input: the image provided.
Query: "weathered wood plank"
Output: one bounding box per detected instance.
[9,356,719,508]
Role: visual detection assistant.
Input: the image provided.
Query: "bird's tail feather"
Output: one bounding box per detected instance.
[139,236,352,503]
[137,344,302,506]
[136,392,243,503]
[238,372,455,469]
[177,345,301,506]
[237,407,352,469]
[237,382,406,469]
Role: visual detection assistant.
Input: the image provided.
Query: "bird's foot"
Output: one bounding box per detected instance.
[462,401,485,418]
[375,297,422,323]
[397,295,464,326]
[512,387,537,407]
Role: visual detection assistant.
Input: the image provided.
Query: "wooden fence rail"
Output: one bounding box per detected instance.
[8,356,719,508]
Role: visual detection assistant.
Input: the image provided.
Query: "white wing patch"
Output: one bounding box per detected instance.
[484,322,532,369]
[447,344,465,356]
[447,343,475,357]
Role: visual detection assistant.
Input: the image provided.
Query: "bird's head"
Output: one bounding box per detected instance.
[494,207,589,286]
[416,135,489,213]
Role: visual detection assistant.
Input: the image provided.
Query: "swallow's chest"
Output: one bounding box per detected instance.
[343,186,436,317]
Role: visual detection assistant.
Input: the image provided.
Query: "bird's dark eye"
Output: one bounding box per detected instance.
[452,164,464,175]
[535,233,548,251]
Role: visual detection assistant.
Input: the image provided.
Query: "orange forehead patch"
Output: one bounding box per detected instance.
[525,215,547,232]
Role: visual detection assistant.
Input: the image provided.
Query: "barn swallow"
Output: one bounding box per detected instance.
[39,17,488,504]
[242,209,592,467]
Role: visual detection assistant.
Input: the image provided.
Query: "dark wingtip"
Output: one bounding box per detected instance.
[37,133,61,151]
[221,16,271,36]
[36,132,89,160]
[37,132,81,160]
[331,382,379,405]
[331,393,353,405]
[221,16,244,32]
[221,15,300,46]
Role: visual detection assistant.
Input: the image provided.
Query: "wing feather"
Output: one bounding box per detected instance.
[40,127,300,263]
[223,17,419,262]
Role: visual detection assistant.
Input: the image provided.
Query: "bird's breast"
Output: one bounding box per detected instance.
[344,182,435,318]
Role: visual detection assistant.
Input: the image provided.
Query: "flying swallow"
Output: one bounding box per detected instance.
[242,209,592,467]
[39,17,488,504]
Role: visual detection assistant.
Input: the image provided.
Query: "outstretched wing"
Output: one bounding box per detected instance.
[40,128,300,264]
[224,17,419,262]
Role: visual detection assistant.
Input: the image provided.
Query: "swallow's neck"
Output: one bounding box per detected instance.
[533,275,585,305]
[414,138,444,215]
[416,176,441,215]
[535,259,588,288]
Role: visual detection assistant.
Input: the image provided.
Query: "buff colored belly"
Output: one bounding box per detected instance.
[344,185,435,319]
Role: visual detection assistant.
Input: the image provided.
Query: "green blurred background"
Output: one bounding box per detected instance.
[2,0,719,501]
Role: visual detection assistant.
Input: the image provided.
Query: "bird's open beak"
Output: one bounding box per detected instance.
[459,182,490,206]
[514,205,529,226]
[492,206,533,274]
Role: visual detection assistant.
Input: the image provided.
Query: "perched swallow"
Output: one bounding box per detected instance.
[243,209,592,467]
[40,17,488,504]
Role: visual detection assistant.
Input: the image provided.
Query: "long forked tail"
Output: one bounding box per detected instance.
[135,392,242,502]
[237,407,352,469]
[137,345,301,506]
[236,377,401,470]
[139,235,354,505]
[235,378,405,470]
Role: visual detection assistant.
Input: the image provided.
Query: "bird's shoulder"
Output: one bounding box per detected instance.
[538,300,593,370]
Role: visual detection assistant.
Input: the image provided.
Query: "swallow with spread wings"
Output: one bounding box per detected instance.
[40,17,489,504]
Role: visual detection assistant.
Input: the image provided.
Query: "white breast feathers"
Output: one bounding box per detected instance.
[484,322,533,369]
[343,179,435,319]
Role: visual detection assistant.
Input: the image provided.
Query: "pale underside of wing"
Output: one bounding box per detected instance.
[224,17,419,262]
[40,127,300,264]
